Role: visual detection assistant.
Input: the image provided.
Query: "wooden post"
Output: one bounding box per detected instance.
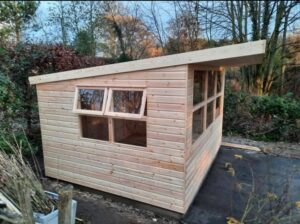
[16,178,34,224]
[58,185,73,224]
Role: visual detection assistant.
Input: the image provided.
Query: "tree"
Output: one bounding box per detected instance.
[47,1,103,55]
[99,2,159,61]
[0,1,38,43]
[165,1,204,54]
[74,30,94,55]
[202,0,299,95]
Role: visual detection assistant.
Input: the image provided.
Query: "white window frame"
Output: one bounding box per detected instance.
[105,88,147,119]
[73,86,108,116]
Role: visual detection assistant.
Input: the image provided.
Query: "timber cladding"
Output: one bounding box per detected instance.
[36,64,225,214]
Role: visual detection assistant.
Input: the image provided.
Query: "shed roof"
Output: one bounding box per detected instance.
[29,40,266,85]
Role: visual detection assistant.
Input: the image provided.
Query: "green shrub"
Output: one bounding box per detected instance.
[224,89,300,142]
[0,131,38,155]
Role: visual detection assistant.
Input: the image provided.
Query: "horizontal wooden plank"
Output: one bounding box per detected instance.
[45,169,185,213]
[43,147,184,182]
[40,120,78,128]
[147,88,186,96]
[221,142,261,152]
[147,118,185,128]
[148,103,185,112]
[37,90,74,98]
[41,124,79,134]
[147,131,185,143]
[39,102,73,110]
[42,136,184,177]
[148,124,185,135]
[45,166,183,206]
[39,107,73,116]
[38,96,73,104]
[147,96,186,104]
[39,114,78,122]
[42,135,184,172]
[45,157,183,198]
[44,137,184,164]
[44,148,183,187]
[147,110,185,120]
[147,138,184,150]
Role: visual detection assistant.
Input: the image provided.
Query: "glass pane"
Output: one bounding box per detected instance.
[216,97,221,118]
[81,116,109,141]
[113,119,146,147]
[192,107,204,143]
[112,90,143,114]
[217,72,222,93]
[207,71,215,98]
[79,89,104,111]
[193,70,206,105]
[206,101,214,128]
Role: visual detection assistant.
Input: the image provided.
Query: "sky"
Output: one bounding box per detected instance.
[23,1,173,43]
[23,1,300,44]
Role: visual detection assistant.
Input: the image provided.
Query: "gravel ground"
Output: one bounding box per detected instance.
[223,135,300,158]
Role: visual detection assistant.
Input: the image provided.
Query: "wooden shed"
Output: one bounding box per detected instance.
[29,40,266,214]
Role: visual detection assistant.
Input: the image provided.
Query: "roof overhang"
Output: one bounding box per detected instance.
[29,40,266,85]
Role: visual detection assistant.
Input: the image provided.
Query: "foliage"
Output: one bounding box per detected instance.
[0,72,21,121]
[0,1,39,42]
[0,135,57,214]
[224,88,300,142]
[74,30,95,56]
[0,43,109,154]
[0,130,38,155]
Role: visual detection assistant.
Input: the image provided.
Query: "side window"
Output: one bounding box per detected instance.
[192,107,204,143]
[193,70,206,105]
[192,69,223,144]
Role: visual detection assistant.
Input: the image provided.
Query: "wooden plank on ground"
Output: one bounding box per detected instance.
[221,142,261,152]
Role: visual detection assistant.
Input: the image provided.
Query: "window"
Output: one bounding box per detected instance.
[193,70,206,105]
[217,71,222,93]
[81,116,109,141]
[207,71,215,98]
[192,107,204,143]
[216,97,221,118]
[113,119,146,147]
[192,69,223,144]
[206,101,214,128]
[106,88,147,118]
[73,87,107,115]
[73,86,147,147]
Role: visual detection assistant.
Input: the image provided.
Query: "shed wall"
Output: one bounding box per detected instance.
[184,64,225,212]
[36,65,188,213]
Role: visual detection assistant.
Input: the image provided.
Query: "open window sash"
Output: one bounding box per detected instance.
[73,86,108,115]
[105,88,147,119]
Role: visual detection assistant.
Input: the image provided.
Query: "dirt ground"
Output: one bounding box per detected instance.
[40,137,300,224]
